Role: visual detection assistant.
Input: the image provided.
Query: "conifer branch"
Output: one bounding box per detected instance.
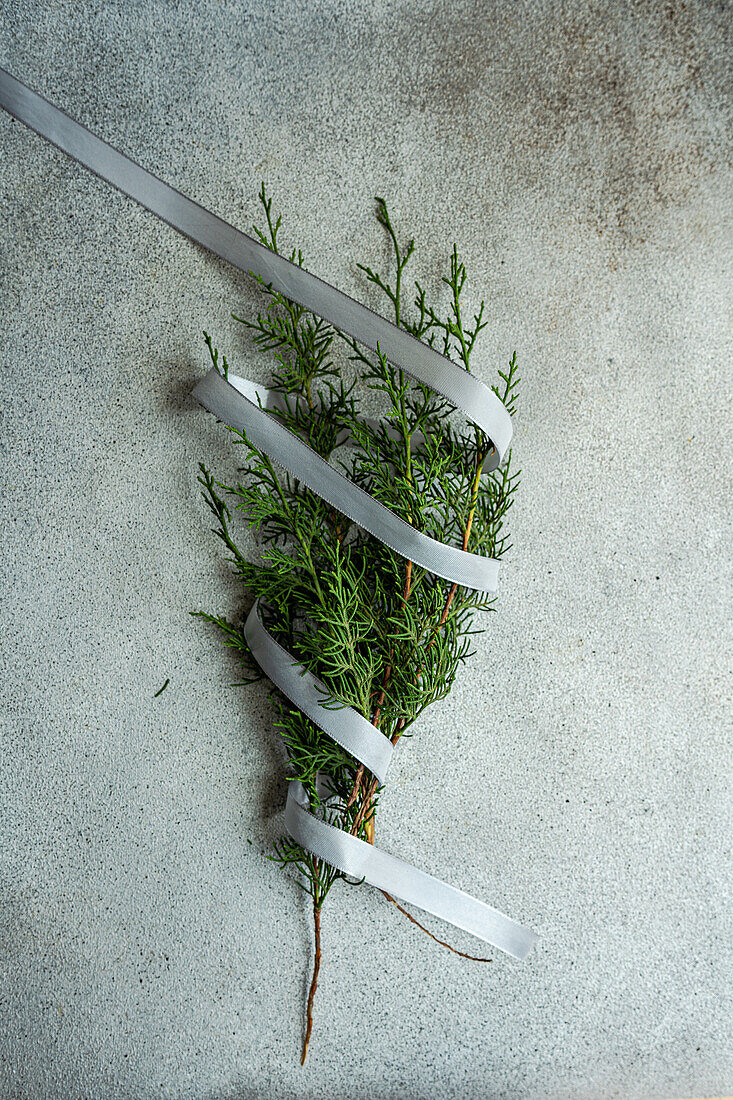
[196,187,521,1060]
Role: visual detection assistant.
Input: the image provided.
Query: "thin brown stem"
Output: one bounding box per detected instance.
[402,559,413,605]
[381,891,492,961]
[371,666,391,733]
[433,452,485,637]
[346,764,366,811]
[346,764,365,811]
[301,897,322,1065]
[350,715,405,836]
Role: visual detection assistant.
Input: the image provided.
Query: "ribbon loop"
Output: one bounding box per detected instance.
[195,369,501,592]
[285,781,538,961]
[245,599,393,785]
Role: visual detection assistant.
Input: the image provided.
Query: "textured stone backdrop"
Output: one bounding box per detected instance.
[1,2,731,1097]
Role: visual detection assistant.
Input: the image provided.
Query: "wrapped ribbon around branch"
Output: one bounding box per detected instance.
[0,67,538,961]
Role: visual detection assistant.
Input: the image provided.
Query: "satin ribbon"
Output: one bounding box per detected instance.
[244,598,394,785]
[0,67,511,466]
[249,600,536,960]
[194,369,501,591]
[0,67,538,959]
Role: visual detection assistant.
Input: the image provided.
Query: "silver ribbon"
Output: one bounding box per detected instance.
[286,781,536,960]
[0,68,538,959]
[0,66,511,467]
[249,599,536,960]
[194,369,501,591]
[245,598,394,785]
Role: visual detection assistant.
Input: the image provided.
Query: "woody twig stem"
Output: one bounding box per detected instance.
[435,448,486,633]
[301,892,322,1064]
[380,892,492,961]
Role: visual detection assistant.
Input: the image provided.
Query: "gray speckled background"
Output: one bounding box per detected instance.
[1,2,731,1097]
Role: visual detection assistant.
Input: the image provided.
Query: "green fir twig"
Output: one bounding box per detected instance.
[195,188,521,1062]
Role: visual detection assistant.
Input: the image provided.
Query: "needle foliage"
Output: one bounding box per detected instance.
[195,186,520,1060]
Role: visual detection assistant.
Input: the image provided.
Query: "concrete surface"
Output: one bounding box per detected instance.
[0,1,731,1097]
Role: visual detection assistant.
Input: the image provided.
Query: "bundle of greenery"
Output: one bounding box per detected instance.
[196,189,520,1062]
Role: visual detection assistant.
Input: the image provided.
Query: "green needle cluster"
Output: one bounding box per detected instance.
[195,186,520,1059]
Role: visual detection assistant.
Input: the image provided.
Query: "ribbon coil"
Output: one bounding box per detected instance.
[0,67,538,960]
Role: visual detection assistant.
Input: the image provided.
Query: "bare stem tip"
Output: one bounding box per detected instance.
[301,902,322,1065]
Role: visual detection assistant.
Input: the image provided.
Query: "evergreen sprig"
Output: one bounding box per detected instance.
[195,188,521,1062]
